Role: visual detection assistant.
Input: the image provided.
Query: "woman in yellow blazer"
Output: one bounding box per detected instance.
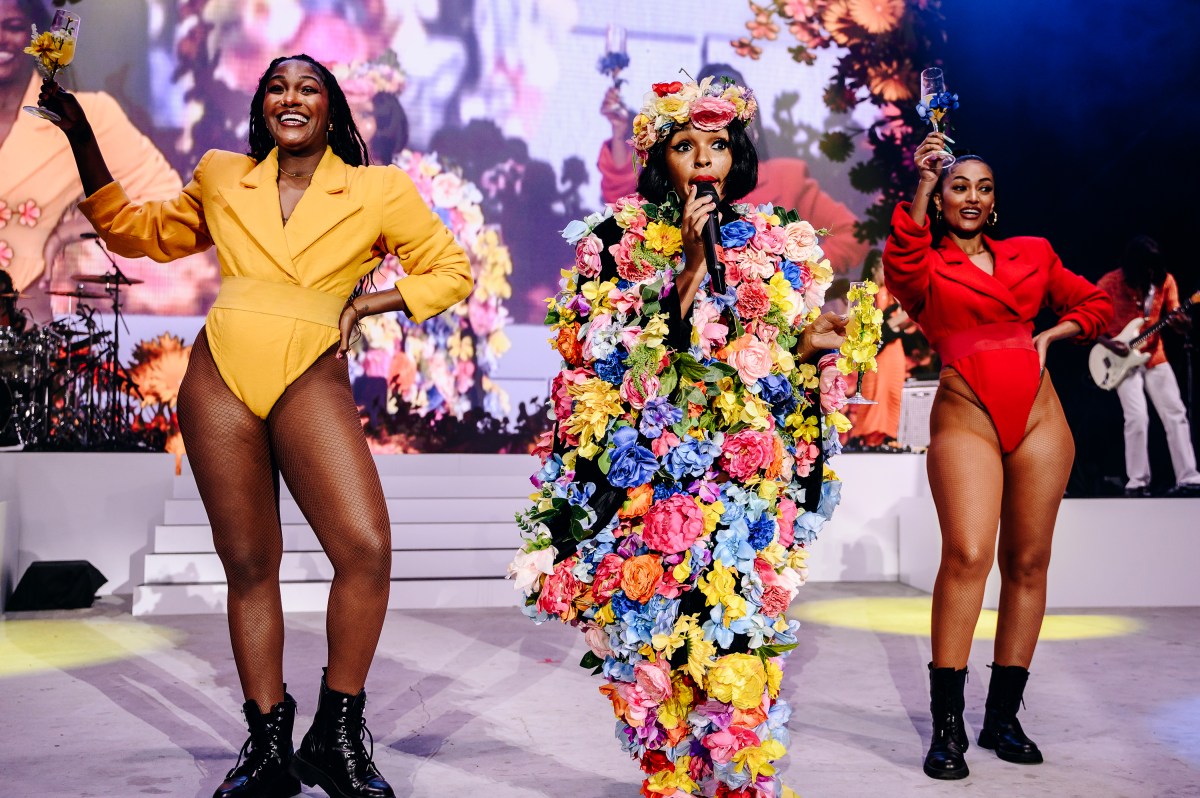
[40,55,472,798]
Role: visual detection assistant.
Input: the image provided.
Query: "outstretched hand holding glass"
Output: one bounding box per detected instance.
[22,10,80,123]
[917,67,958,169]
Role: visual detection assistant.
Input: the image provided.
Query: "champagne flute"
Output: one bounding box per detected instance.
[597,24,630,87]
[23,10,81,123]
[918,67,956,169]
[841,281,879,406]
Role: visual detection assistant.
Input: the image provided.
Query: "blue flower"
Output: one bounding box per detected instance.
[597,51,630,76]
[561,219,590,245]
[758,373,798,421]
[720,219,756,249]
[638,397,683,439]
[663,437,715,480]
[781,260,805,290]
[747,514,776,549]
[652,482,686,501]
[595,352,627,385]
[608,440,658,488]
[713,520,755,571]
[612,589,642,615]
[534,454,563,486]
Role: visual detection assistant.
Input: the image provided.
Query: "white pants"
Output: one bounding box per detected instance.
[1116,362,1200,488]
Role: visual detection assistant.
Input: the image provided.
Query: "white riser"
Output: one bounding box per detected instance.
[171,474,534,500]
[178,453,538,480]
[132,578,522,615]
[144,549,514,584]
[154,523,519,553]
[163,496,527,525]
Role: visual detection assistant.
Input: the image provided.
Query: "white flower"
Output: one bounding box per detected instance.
[507,546,556,595]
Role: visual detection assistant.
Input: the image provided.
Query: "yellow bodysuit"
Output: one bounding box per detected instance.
[78,147,472,418]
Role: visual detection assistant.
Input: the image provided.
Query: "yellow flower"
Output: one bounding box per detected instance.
[707,652,768,710]
[765,657,784,697]
[698,560,737,606]
[657,673,695,730]
[788,412,821,443]
[760,541,786,566]
[644,221,683,257]
[810,258,833,284]
[740,393,773,430]
[701,500,725,535]
[580,278,617,313]
[638,314,670,350]
[24,31,64,70]
[787,547,809,571]
[565,378,623,458]
[447,333,474,361]
[672,550,693,582]
[827,410,852,434]
[614,199,643,230]
[721,592,748,623]
[488,330,511,356]
[684,618,717,683]
[644,756,700,795]
[651,613,690,656]
[796,363,818,390]
[757,478,779,504]
[654,95,690,124]
[714,378,742,425]
[595,601,616,626]
[733,738,787,780]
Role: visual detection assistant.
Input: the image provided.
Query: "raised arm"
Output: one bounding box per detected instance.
[880,132,951,318]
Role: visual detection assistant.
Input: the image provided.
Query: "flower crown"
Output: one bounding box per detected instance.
[331,49,406,98]
[629,76,758,165]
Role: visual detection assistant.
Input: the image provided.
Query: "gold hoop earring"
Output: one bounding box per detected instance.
[328,122,334,132]
[987,210,998,226]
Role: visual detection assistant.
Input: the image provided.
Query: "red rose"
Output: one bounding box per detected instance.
[652,81,683,97]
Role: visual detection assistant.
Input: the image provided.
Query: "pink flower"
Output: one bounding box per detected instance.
[592,553,626,604]
[783,220,818,262]
[608,286,643,315]
[651,430,681,458]
[722,429,775,480]
[619,254,658,283]
[737,246,775,281]
[783,0,818,19]
[702,726,761,765]
[634,658,673,703]
[725,335,773,384]
[468,297,498,335]
[16,200,40,228]
[754,225,788,255]
[776,498,798,548]
[693,302,729,357]
[0,201,10,228]
[620,370,660,409]
[689,96,738,131]
[536,557,584,617]
[736,280,771,319]
[0,240,13,269]
[583,622,613,659]
[531,430,554,464]
[576,234,603,278]
[760,583,792,617]
[794,441,820,477]
[551,368,589,427]
[642,493,706,554]
[820,361,848,413]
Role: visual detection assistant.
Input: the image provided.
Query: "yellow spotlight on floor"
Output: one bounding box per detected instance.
[791,597,1140,640]
[0,617,181,677]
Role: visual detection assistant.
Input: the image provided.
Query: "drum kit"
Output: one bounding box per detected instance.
[0,267,145,450]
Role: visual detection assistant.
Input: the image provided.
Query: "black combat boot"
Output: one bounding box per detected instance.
[923,663,969,780]
[977,663,1043,764]
[291,670,395,798]
[213,692,301,798]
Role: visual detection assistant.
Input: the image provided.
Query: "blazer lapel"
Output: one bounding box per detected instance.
[283,148,363,260]
[987,235,1039,294]
[217,148,295,276]
[936,237,1021,316]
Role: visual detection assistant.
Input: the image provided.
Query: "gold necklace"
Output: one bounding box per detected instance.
[278,165,314,179]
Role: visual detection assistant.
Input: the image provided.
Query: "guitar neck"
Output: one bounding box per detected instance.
[1130,292,1200,347]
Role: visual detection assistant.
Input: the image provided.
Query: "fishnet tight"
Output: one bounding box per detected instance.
[927,367,1074,670]
[177,330,391,712]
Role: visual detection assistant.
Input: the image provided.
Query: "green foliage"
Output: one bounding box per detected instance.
[818,131,855,163]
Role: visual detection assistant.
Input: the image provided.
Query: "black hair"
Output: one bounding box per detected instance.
[369,91,409,165]
[636,120,758,205]
[1121,235,1166,293]
[697,62,769,160]
[930,152,992,238]
[0,269,26,333]
[14,0,51,32]
[247,54,370,166]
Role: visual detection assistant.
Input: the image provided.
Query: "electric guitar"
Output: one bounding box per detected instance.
[1088,291,1200,390]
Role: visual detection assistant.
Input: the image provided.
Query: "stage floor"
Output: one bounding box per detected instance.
[2,582,1196,798]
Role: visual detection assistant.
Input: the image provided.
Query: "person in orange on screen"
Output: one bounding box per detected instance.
[0,0,182,314]
[1096,235,1200,497]
[849,260,918,448]
[884,132,1111,781]
[37,52,471,798]
[598,62,870,274]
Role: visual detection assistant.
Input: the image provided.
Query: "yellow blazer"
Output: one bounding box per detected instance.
[78,146,472,418]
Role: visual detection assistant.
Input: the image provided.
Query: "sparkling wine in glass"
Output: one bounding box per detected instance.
[919,67,956,169]
[842,281,878,406]
[23,10,81,123]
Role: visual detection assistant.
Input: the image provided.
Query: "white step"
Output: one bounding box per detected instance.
[171,473,534,500]
[143,549,514,584]
[177,453,539,480]
[163,496,528,525]
[132,577,522,616]
[153,523,519,553]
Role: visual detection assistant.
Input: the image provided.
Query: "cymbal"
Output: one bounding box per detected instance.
[49,288,109,300]
[71,272,144,286]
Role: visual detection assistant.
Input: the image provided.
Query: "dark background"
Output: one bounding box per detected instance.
[934,0,1200,494]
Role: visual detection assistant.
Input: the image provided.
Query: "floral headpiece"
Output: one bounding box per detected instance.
[331,49,406,98]
[629,76,758,165]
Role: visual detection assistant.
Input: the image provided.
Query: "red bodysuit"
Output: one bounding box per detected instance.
[883,202,1112,452]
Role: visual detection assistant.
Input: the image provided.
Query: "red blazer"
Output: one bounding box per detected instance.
[883,202,1111,451]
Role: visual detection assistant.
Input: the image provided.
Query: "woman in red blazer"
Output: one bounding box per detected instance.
[883,132,1111,780]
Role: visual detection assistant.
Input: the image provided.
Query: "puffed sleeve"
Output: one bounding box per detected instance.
[379,167,473,323]
[597,139,639,207]
[1041,240,1112,341]
[882,201,934,319]
[76,150,215,262]
[85,92,182,202]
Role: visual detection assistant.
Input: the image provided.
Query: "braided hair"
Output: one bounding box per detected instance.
[247,54,370,166]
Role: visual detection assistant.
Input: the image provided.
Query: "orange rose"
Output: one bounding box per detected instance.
[621,554,664,602]
[763,435,785,480]
[556,323,583,367]
[618,482,654,519]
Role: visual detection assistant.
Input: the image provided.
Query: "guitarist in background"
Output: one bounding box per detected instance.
[1096,235,1200,497]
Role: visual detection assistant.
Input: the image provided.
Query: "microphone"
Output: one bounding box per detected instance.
[694,182,726,296]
